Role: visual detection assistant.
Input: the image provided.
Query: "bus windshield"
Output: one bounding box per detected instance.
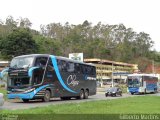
[8,77,30,87]
[127,76,141,87]
[10,57,34,68]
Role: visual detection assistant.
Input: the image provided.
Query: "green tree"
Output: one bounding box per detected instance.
[0,28,37,59]
[18,17,32,28]
[33,34,62,55]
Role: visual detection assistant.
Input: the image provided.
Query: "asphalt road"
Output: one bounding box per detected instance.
[1,93,133,110]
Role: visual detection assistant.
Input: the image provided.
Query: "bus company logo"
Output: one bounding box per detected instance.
[67,75,79,86]
[87,76,96,80]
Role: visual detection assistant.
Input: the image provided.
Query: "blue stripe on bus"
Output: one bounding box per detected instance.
[28,67,39,77]
[50,55,77,93]
[128,87,139,93]
[8,84,49,99]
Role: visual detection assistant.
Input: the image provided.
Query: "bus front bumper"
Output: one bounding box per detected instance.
[128,87,139,93]
[7,92,34,99]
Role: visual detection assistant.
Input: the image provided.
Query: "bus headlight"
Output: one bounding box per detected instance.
[25,88,35,93]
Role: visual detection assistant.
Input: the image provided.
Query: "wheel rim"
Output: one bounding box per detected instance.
[80,90,84,99]
[85,91,88,99]
[44,91,50,101]
[46,92,49,99]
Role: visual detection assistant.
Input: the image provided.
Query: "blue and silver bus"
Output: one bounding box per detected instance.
[127,74,158,95]
[5,54,96,102]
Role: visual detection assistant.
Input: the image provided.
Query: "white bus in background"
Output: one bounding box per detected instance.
[127,74,158,95]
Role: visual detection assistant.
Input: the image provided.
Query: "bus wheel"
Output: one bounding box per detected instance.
[77,90,84,99]
[42,90,51,102]
[131,93,134,95]
[84,90,89,99]
[22,99,29,103]
[154,88,157,93]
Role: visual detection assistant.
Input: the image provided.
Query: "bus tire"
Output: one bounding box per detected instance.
[42,90,51,102]
[131,92,134,95]
[77,89,84,99]
[154,88,157,93]
[22,99,29,103]
[84,90,89,99]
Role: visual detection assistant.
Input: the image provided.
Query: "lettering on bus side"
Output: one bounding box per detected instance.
[67,74,79,86]
[86,76,96,80]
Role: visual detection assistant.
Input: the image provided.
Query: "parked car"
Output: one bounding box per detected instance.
[105,87,122,97]
[0,93,4,106]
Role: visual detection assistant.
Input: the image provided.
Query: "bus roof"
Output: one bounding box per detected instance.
[13,54,95,67]
[13,54,49,58]
[56,56,95,67]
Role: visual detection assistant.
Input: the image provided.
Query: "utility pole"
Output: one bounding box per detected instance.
[99,59,103,87]
[111,62,114,87]
[152,60,155,74]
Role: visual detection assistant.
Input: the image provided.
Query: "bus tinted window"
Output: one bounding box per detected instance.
[75,63,81,74]
[35,57,48,67]
[91,66,96,75]
[67,62,74,72]
[47,59,54,71]
[57,60,67,72]
[57,59,62,71]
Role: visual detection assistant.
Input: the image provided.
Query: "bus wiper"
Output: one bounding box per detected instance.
[9,65,18,69]
[9,67,16,70]
[22,64,30,69]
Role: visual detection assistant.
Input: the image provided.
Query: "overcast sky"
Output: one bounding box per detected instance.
[0,0,160,51]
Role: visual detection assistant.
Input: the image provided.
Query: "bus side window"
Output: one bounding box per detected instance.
[58,60,67,72]
[47,59,54,71]
[85,66,91,75]
[62,61,67,72]
[35,57,48,67]
[57,59,62,71]
[88,66,92,75]
[75,63,81,74]
[81,65,85,74]
[67,62,74,73]
[91,66,96,75]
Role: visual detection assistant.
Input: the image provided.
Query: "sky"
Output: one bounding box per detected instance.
[0,0,160,51]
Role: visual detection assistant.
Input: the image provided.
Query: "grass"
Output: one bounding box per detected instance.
[1,96,160,114]
[1,95,160,120]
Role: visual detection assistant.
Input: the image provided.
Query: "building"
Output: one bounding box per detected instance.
[84,58,138,84]
[0,61,9,71]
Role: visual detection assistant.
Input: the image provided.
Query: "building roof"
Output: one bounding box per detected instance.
[0,61,9,63]
[84,58,137,67]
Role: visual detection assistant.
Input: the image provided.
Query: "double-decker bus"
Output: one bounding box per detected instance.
[5,54,96,102]
[127,74,158,95]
